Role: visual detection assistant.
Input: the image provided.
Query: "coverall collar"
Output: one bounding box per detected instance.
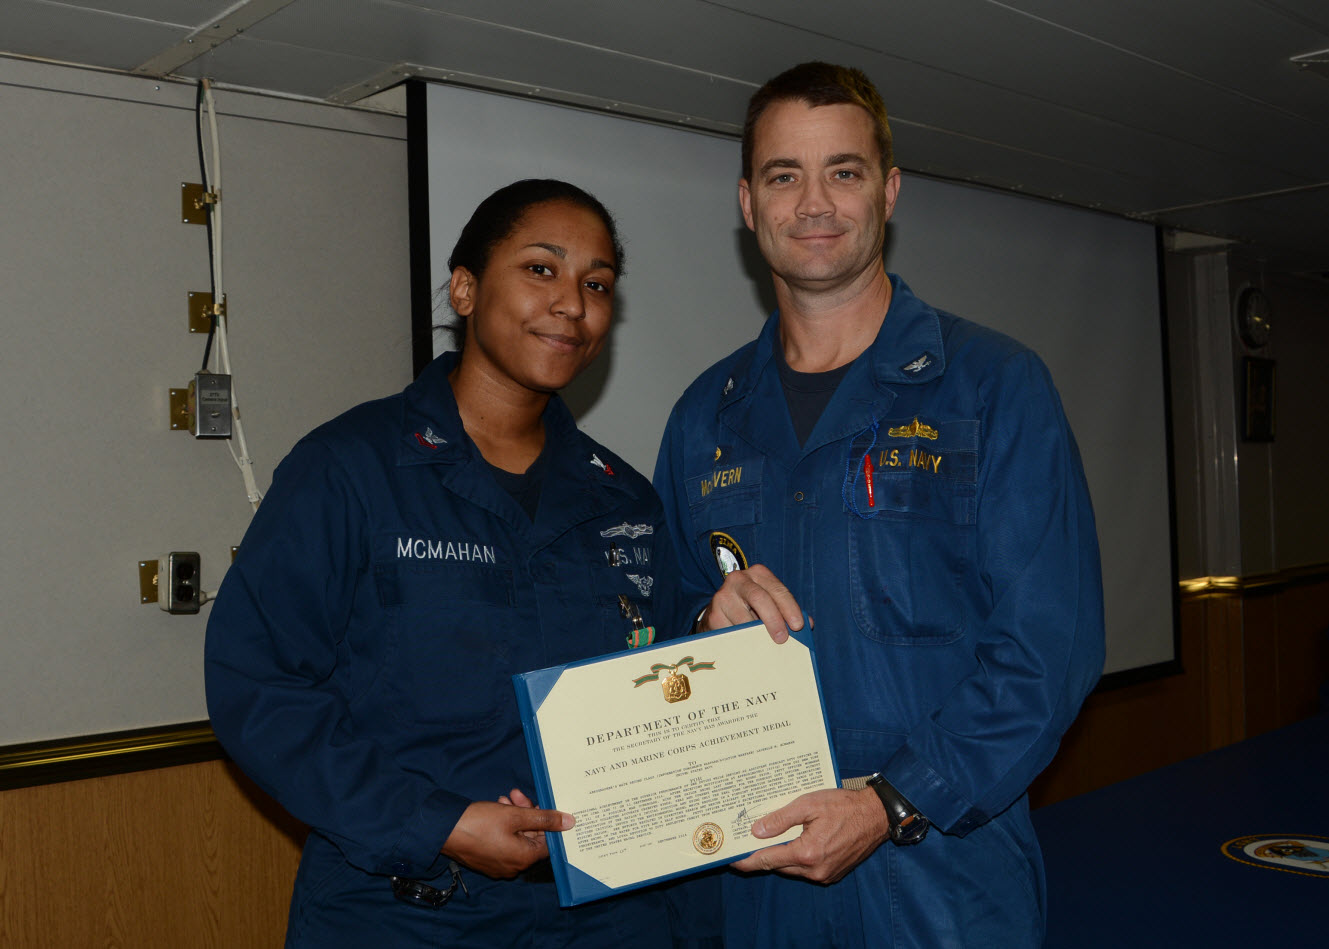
[717,274,947,461]
[394,351,639,545]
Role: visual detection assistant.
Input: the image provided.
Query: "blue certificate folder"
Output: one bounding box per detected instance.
[512,617,839,907]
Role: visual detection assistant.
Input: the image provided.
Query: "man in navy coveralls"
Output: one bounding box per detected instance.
[653,62,1105,948]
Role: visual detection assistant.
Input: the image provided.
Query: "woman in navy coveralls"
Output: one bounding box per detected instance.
[205,180,715,947]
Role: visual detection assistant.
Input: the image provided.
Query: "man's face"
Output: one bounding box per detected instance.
[739,100,900,297]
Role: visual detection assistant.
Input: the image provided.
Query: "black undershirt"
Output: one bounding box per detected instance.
[776,346,853,447]
[487,440,549,521]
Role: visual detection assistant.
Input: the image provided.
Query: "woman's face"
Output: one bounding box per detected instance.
[451,199,617,396]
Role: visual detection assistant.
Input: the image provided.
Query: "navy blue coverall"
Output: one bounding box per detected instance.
[206,352,714,948]
[654,276,1105,948]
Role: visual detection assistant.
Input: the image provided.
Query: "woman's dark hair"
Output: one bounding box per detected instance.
[438,179,625,351]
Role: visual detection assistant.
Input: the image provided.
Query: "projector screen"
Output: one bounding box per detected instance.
[409,81,1177,682]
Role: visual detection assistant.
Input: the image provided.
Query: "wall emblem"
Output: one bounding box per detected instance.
[1222,835,1329,878]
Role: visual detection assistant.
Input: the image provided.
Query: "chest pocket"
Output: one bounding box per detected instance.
[373,534,517,728]
[844,419,977,645]
[685,456,763,583]
[586,520,663,651]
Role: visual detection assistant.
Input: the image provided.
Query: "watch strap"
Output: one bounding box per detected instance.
[864,772,929,845]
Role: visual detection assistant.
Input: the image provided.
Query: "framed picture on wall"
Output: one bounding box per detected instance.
[1243,357,1276,441]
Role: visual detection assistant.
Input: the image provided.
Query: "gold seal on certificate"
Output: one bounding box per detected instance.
[632,656,713,703]
[663,669,690,702]
[512,618,839,906]
[693,823,724,855]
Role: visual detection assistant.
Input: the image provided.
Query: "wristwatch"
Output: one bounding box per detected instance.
[865,773,929,845]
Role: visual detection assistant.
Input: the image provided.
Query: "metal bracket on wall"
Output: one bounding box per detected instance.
[138,553,202,613]
[168,387,192,431]
[180,182,216,225]
[187,291,225,333]
[168,376,232,437]
[138,560,159,604]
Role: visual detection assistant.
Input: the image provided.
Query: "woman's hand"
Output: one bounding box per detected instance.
[441,799,573,879]
[498,787,545,843]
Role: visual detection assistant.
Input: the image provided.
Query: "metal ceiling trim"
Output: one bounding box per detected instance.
[1290,48,1329,78]
[327,63,743,137]
[1144,180,1329,216]
[131,0,299,78]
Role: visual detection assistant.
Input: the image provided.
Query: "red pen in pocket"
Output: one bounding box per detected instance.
[863,453,875,507]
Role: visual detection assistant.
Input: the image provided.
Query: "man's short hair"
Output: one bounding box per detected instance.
[741,62,894,180]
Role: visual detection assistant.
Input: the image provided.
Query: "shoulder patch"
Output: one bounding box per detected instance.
[709,531,747,576]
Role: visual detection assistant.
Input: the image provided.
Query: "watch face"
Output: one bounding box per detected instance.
[893,813,929,845]
[1237,286,1272,348]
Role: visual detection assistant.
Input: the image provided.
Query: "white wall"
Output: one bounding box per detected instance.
[421,83,1173,677]
[423,83,767,472]
[0,57,412,744]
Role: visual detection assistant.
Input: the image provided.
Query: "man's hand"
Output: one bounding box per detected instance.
[729,788,891,884]
[699,564,805,643]
[441,800,573,879]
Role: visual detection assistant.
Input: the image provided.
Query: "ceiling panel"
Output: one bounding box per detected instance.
[898,122,1253,218]
[987,0,1329,113]
[708,0,1329,184]
[3,0,191,70]
[1263,0,1329,31]
[46,0,233,25]
[1165,187,1329,270]
[244,0,880,121]
[170,36,394,101]
[867,58,1309,210]
[388,0,885,78]
[1,0,1327,275]
[243,1,752,116]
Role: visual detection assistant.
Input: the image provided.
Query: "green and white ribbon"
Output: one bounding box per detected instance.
[631,655,716,688]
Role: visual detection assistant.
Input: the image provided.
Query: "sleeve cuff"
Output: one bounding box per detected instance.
[882,745,988,836]
[381,787,471,878]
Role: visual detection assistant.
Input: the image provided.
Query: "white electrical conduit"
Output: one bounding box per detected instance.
[199,79,263,511]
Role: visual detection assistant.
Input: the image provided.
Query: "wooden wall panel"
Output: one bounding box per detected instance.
[0,760,303,948]
[1204,594,1247,750]
[2,581,1324,946]
[1273,578,1329,725]
[1241,591,1284,739]
[1030,597,1207,806]
[1033,576,1329,808]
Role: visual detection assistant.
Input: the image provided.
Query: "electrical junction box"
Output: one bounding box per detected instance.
[190,372,232,438]
[145,552,201,614]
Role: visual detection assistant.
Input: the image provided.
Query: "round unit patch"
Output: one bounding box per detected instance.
[1221,834,1329,878]
[709,532,747,576]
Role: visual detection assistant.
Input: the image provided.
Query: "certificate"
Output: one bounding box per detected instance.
[512,618,839,906]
